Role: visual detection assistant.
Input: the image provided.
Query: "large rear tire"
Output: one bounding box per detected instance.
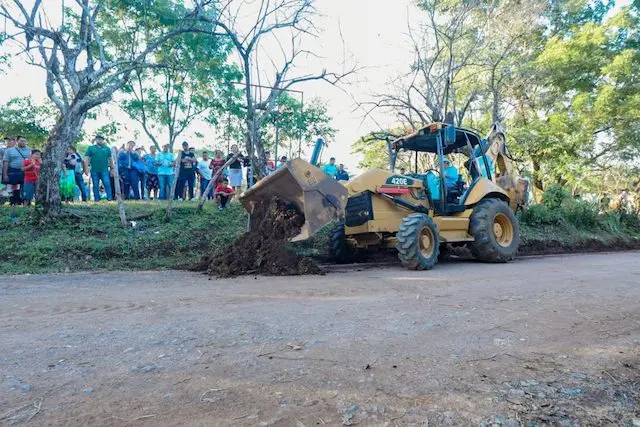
[396,213,440,270]
[469,199,520,262]
[328,222,356,263]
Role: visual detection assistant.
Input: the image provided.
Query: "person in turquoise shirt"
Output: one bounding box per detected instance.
[276,156,287,170]
[155,144,175,200]
[443,157,459,190]
[322,157,338,177]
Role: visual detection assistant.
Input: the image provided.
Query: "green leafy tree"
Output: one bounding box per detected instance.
[262,95,337,159]
[119,31,242,151]
[0,0,212,219]
[508,2,640,192]
[351,127,415,171]
[0,97,55,148]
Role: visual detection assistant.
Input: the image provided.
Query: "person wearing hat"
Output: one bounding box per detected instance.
[443,157,459,191]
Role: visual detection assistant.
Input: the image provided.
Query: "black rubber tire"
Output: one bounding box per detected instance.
[469,198,521,262]
[396,213,440,270]
[438,243,451,262]
[328,222,356,263]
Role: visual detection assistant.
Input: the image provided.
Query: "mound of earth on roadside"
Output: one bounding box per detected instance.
[196,198,322,277]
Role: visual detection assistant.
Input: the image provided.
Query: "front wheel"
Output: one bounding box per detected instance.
[469,199,520,262]
[328,222,356,263]
[396,213,440,270]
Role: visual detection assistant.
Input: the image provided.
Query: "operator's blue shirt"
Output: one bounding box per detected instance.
[443,165,459,188]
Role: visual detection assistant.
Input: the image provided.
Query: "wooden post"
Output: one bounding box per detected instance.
[110,147,127,228]
[197,153,239,211]
[165,151,182,220]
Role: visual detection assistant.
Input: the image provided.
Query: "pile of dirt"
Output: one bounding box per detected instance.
[197,198,322,277]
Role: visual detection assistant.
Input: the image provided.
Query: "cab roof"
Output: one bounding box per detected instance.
[392,123,484,155]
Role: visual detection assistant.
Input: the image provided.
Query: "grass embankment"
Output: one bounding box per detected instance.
[517,185,640,255]
[0,202,248,275]
[1,186,638,275]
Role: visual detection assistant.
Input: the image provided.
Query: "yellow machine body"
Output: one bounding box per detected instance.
[342,169,509,249]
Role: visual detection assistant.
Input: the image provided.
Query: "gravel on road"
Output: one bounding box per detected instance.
[1,252,639,426]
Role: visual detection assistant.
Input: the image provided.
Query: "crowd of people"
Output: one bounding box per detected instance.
[0,135,350,210]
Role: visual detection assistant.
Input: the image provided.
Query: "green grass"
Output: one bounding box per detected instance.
[0,201,248,275]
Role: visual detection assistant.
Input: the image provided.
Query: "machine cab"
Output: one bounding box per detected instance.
[390,123,496,214]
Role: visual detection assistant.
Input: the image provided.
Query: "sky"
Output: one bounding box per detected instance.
[0,0,421,171]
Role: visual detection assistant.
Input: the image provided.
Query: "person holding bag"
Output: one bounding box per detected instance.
[2,136,31,205]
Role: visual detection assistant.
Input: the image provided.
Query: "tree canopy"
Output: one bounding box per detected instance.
[354,0,640,194]
[0,97,55,148]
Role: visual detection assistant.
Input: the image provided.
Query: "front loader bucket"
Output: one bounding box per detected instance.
[240,158,349,242]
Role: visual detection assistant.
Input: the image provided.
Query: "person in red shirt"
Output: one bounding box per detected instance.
[209,150,226,186]
[265,150,275,175]
[214,177,235,211]
[21,149,42,206]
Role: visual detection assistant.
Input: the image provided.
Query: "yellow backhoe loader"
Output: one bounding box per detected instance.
[241,123,524,270]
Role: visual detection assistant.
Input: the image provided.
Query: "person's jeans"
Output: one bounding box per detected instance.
[22,182,36,204]
[158,174,173,200]
[175,174,195,200]
[217,194,230,208]
[90,171,112,201]
[200,177,213,199]
[74,173,88,201]
[7,167,23,205]
[140,173,147,200]
[121,168,140,200]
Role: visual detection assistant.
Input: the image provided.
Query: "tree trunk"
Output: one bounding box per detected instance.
[245,109,268,179]
[492,88,501,124]
[111,147,128,227]
[531,157,544,192]
[36,112,86,221]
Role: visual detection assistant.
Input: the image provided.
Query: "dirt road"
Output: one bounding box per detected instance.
[1,253,639,426]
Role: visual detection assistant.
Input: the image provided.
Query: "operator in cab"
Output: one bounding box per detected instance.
[443,157,459,191]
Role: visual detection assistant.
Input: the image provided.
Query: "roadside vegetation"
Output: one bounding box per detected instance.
[0,202,247,275]
[518,185,640,253]
[1,186,638,275]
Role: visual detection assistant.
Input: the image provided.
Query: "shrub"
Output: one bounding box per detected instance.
[561,199,600,230]
[542,184,571,209]
[518,203,563,226]
[600,211,622,233]
[619,209,640,234]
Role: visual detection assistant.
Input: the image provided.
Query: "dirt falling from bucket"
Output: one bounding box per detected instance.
[197,198,323,277]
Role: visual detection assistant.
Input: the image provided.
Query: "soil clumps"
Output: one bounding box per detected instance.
[198,198,322,277]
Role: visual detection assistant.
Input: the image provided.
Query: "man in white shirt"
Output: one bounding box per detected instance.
[197,151,214,199]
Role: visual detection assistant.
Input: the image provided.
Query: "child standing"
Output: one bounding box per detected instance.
[21,149,42,206]
[214,178,235,211]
